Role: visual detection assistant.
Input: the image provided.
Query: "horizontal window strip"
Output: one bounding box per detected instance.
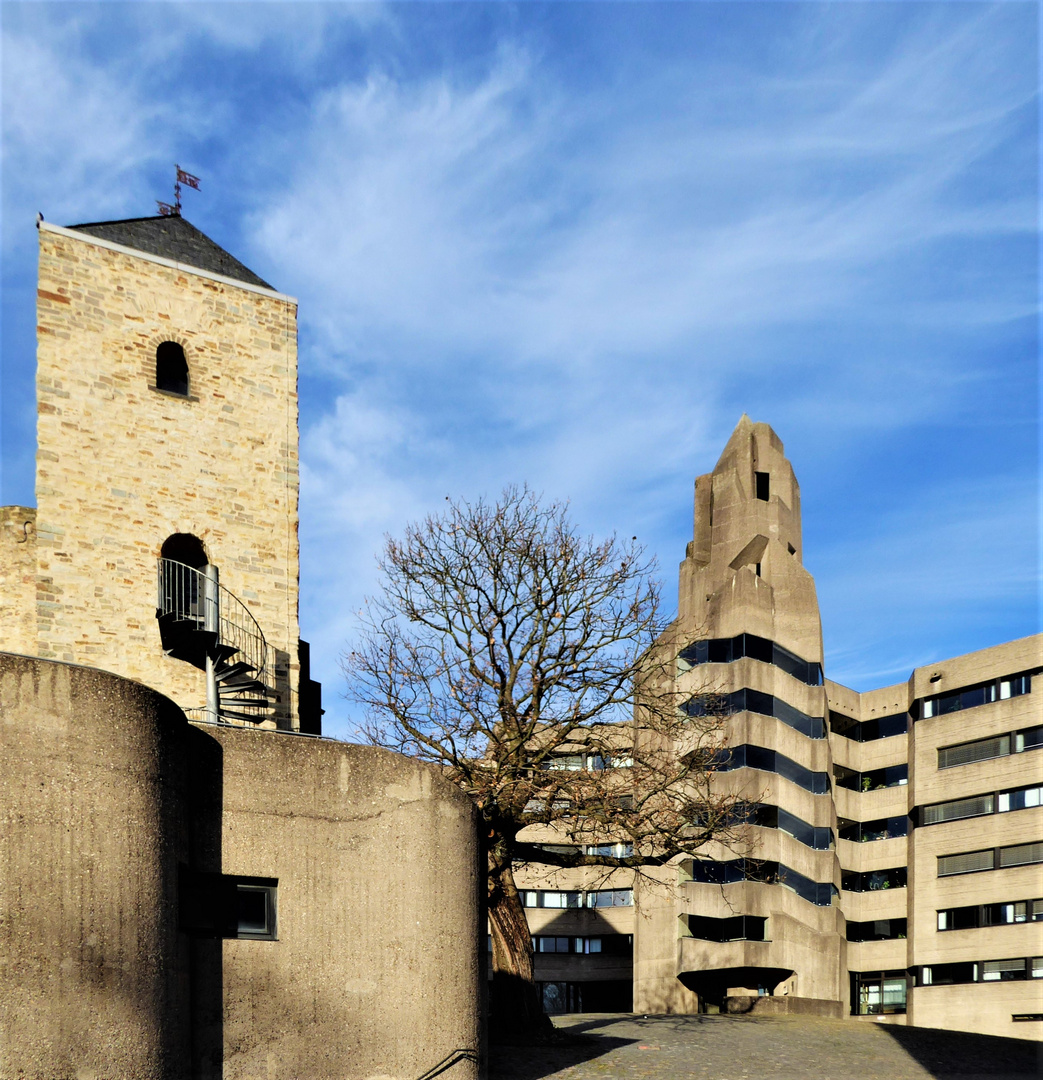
[727,803,833,850]
[834,762,908,792]
[920,672,1033,720]
[1000,842,1043,869]
[829,711,908,742]
[920,784,1043,826]
[683,857,838,907]
[939,841,1043,877]
[847,918,907,943]
[939,724,1042,769]
[842,866,907,893]
[711,743,830,795]
[838,815,909,843]
[685,688,825,739]
[677,633,823,686]
[938,898,1043,931]
[682,913,766,943]
[919,956,1043,986]
[924,794,994,825]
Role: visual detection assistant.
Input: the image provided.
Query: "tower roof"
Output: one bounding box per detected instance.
[66,215,272,290]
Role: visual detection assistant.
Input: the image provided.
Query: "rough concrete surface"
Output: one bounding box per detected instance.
[488,1014,1042,1080]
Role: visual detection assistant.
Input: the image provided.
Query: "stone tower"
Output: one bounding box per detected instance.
[633,415,846,1013]
[13,214,318,731]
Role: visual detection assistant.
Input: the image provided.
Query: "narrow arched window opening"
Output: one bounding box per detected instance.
[161,533,208,569]
[156,341,189,396]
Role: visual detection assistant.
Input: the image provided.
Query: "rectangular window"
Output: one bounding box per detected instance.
[847,918,907,942]
[923,794,995,825]
[922,673,1032,719]
[939,734,1010,769]
[1016,725,1043,752]
[235,883,277,940]
[586,889,633,908]
[982,959,1026,982]
[851,972,907,1015]
[998,786,1043,813]
[999,842,1043,869]
[179,870,277,940]
[842,867,907,893]
[938,849,994,877]
[755,472,770,501]
[539,891,583,909]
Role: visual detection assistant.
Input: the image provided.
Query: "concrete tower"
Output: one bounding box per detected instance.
[18,215,317,730]
[633,416,846,1014]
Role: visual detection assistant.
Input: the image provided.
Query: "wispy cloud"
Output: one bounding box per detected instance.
[1,3,1036,734]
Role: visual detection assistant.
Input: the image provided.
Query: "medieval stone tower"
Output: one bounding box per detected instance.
[4,215,319,731]
[633,415,846,1013]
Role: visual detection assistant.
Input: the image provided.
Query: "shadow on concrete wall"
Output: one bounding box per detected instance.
[878,1023,1042,1078]
[184,725,225,1080]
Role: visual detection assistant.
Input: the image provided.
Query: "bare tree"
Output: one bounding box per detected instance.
[345,486,744,1040]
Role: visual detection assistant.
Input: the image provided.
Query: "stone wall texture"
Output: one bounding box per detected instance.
[0,506,37,656]
[33,224,301,726]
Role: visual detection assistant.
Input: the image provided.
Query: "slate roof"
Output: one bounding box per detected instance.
[66,215,273,290]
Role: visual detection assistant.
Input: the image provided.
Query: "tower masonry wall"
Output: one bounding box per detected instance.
[33,224,300,724]
[0,506,37,655]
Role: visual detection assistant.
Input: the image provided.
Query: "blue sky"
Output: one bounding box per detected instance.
[2,2,1039,739]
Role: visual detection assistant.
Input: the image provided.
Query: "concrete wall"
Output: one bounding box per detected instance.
[0,651,192,1080]
[635,416,846,1015]
[33,223,301,726]
[0,653,482,1079]
[208,728,481,1080]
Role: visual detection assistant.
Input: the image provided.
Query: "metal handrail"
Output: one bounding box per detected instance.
[157,558,274,718]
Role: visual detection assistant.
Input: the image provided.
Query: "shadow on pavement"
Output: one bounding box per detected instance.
[488,1021,635,1080]
[878,1023,1043,1078]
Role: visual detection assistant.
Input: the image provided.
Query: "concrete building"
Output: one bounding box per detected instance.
[0,214,481,1080]
[516,417,1042,1041]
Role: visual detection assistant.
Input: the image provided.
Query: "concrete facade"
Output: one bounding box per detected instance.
[515,418,1042,1041]
[0,652,481,1080]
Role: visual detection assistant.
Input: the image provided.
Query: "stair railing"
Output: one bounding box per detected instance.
[157,558,274,722]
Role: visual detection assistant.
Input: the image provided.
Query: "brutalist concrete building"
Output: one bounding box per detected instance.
[517,418,1041,1041]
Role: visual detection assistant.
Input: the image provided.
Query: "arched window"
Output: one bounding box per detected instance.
[161,533,208,569]
[156,341,189,396]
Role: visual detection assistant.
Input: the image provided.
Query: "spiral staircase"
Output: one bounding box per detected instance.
[156,558,275,723]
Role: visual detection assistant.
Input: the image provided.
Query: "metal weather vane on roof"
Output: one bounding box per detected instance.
[157,165,201,217]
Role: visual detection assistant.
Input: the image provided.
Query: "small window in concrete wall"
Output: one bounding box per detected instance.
[755,472,770,501]
[236,883,277,939]
[179,869,278,939]
[155,341,189,396]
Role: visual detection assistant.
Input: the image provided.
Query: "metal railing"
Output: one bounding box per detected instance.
[157,558,274,722]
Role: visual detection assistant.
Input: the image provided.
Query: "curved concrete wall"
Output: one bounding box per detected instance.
[0,651,191,1080]
[0,653,481,1080]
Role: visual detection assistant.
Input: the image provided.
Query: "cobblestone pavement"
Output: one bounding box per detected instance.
[487,1014,1042,1080]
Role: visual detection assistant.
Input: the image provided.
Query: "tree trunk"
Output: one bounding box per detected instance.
[487,854,555,1042]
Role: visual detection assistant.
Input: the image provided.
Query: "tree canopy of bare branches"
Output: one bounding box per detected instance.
[345,486,743,1039]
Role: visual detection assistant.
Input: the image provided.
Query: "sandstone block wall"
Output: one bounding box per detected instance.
[0,506,37,655]
[34,223,300,726]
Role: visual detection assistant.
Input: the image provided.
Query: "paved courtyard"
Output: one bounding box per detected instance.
[487,1013,1042,1080]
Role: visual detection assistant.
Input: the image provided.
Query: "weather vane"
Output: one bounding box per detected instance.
[157,164,201,217]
